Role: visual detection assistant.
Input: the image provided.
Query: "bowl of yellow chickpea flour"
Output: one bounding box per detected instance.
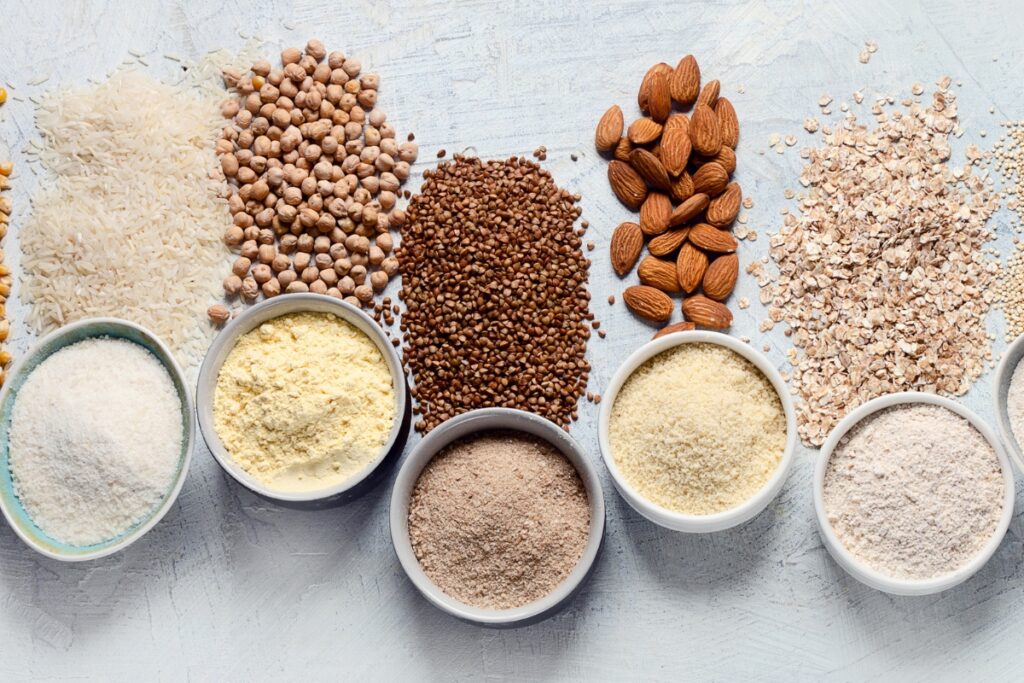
[196,294,408,506]
[598,331,796,533]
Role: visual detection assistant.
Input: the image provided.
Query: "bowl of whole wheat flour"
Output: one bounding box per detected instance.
[814,391,1014,596]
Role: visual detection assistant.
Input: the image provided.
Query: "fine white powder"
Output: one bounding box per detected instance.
[8,338,183,546]
[823,404,1004,580]
[1007,361,1024,447]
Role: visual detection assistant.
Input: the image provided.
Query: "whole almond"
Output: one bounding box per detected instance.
[697,79,720,107]
[639,192,672,236]
[639,63,673,113]
[647,71,672,123]
[669,55,700,105]
[659,128,691,176]
[705,182,741,227]
[715,97,739,149]
[613,136,633,162]
[682,294,733,328]
[691,161,729,196]
[669,171,695,203]
[703,253,739,300]
[676,242,708,293]
[711,146,736,174]
[623,285,673,323]
[669,192,709,227]
[610,221,644,276]
[596,105,624,152]
[689,222,737,253]
[629,148,671,191]
[663,113,690,136]
[648,227,690,257]
[638,255,682,293]
[608,160,648,209]
[652,321,696,340]
[627,118,663,145]
[690,104,722,157]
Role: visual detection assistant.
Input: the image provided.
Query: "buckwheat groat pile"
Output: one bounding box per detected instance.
[760,80,1000,446]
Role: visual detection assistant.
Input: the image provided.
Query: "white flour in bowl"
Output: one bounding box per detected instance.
[7,337,183,546]
[823,403,1004,580]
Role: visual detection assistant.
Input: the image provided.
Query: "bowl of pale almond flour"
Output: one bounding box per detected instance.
[815,392,1014,596]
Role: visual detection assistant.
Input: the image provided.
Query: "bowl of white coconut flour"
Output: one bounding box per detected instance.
[0,318,194,561]
[814,391,1014,596]
[994,333,1024,473]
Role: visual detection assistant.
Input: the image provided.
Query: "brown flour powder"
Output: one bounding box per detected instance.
[408,431,590,610]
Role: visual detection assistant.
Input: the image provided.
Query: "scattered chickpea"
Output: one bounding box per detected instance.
[207,304,231,325]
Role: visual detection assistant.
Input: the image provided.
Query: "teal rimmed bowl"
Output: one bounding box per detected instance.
[0,318,195,561]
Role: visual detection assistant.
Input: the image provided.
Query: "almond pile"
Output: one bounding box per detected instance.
[597,56,740,334]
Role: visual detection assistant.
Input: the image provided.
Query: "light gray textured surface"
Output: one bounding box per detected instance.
[1,1,1023,680]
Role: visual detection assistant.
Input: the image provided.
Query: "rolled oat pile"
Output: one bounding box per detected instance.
[760,81,1000,446]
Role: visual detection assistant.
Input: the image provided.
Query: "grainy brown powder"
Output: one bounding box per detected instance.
[407,431,590,610]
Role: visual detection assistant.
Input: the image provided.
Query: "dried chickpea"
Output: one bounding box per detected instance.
[286,280,309,293]
[223,274,243,296]
[232,257,252,277]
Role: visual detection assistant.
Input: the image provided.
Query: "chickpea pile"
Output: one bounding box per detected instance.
[216,39,416,310]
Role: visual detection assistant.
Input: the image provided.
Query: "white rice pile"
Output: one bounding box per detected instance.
[21,64,234,369]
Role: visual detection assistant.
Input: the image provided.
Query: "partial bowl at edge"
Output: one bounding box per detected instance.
[993,332,1024,474]
[0,318,195,562]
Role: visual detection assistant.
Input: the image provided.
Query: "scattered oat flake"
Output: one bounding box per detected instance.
[866,41,878,53]
[769,133,782,146]
[784,135,797,147]
[737,297,750,310]
[765,80,999,446]
[911,83,924,96]
[742,197,754,209]
[858,50,871,64]
[818,94,833,108]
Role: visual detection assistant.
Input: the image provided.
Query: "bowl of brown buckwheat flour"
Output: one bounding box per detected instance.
[815,392,1014,596]
[389,408,605,627]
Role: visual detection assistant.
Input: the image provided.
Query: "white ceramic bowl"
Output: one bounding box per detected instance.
[993,333,1024,474]
[597,331,796,533]
[813,391,1015,596]
[196,294,408,504]
[0,318,195,561]
[389,408,605,627]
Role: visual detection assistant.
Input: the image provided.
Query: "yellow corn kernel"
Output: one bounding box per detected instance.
[251,75,265,90]
[0,88,6,105]
[0,161,11,177]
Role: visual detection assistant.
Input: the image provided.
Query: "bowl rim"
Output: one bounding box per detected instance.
[597,330,797,533]
[195,293,407,503]
[389,407,605,626]
[0,317,195,562]
[992,333,1024,474]
[813,391,1016,596]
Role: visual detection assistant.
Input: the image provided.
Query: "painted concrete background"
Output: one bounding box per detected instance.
[1,0,1022,680]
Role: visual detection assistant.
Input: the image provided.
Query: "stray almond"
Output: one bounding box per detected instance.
[628,118,663,145]
[691,162,729,196]
[610,221,644,276]
[711,146,736,174]
[596,105,624,152]
[669,55,700,105]
[669,192,709,226]
[715,97,739,149]
[623,285,673,323]
[676,242,708,293]
[689,222,737,253]
[682,294,732,328]
[629,148,672,191]
[659,128,691,176]
[690,104,722,157]
[608,160,648,209]
[648,227,690,257]
[652,321,696,340]
[639,192,672,236]
[697,79,720,107]
[705,182,741,227]
[703,253,739,300]
[638,255,682,293]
